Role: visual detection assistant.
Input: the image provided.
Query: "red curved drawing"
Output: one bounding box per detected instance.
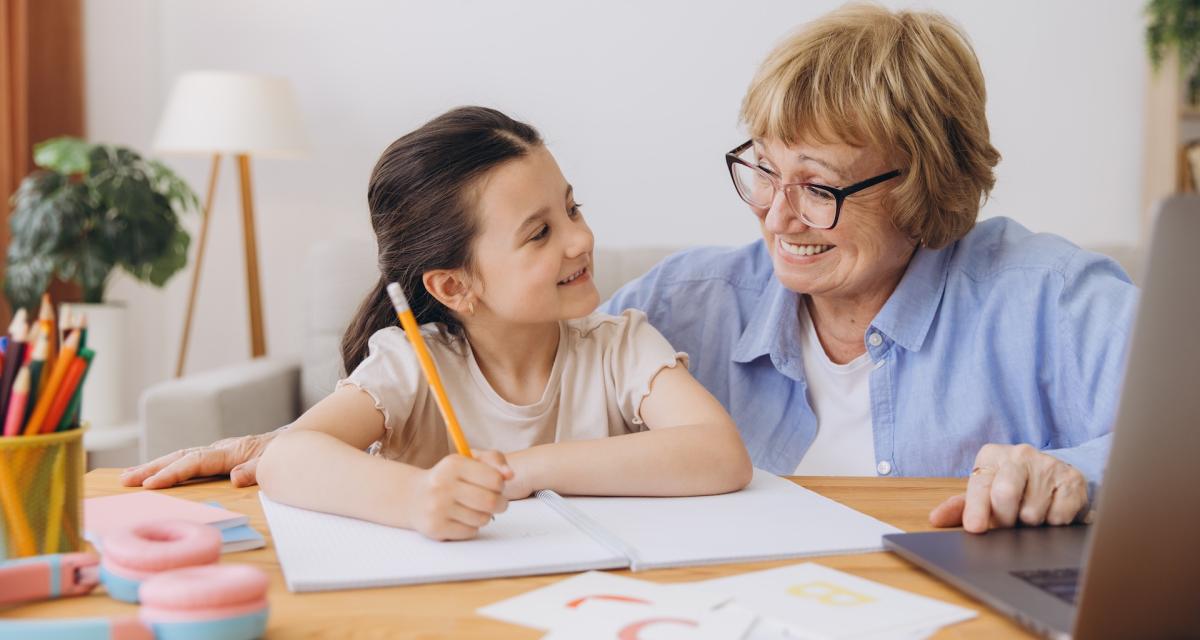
[618,617,699,640]
[565,594,652,609]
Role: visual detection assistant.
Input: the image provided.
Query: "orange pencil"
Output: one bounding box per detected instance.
[24,330,79,436]
[43,353,88,430]
[2,366,31,437]
[385,283,473,458]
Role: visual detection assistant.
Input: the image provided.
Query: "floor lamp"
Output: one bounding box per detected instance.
[153,71,307,377]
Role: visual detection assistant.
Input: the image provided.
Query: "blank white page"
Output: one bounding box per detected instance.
[560,469,901,570]
[260,493,627,592]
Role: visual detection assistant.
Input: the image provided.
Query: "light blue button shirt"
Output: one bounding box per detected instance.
[600,217,1138,485]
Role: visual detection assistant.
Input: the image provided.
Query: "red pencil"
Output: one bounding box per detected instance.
[2,366,31,437]
[43,354,87,431]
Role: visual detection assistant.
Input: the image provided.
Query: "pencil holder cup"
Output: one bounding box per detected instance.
[0,426,86,560]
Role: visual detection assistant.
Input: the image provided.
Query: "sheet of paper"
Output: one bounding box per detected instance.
[478,571,726,631]
[259,493,627,592]
[561,470,900,570]
[693,563,976,639]
[540,599,758,640]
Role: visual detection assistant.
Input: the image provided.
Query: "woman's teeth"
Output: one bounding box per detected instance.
[558,268,585,284]
[780,240,833,257]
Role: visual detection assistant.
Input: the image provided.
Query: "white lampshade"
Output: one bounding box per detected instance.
[153,71,308,157]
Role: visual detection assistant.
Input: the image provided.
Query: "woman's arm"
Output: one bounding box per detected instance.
[257,386,512,540]
[505,365,752,498]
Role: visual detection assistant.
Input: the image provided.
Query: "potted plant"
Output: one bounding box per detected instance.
[1146,0,1200,104]
[5,137,199,428]
[6,137,198,308]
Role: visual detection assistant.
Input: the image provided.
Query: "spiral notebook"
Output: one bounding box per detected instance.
[260,470,900,593]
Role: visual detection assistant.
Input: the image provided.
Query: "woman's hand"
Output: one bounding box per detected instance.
[929,443,1089,533]
[408,451,514,541]
[120,431,279,489]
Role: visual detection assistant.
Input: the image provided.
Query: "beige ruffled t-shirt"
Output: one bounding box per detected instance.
[337,309,688,468]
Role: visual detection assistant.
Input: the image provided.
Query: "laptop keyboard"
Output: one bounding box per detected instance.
[1011,567,1081,605]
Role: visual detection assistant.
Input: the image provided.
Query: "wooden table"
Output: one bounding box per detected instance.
[3,470,1031,638]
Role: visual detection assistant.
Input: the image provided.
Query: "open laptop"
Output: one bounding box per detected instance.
[883,196,1200,639]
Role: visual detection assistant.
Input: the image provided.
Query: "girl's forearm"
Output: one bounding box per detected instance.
[257,429,423,528]
[510,422,751,497]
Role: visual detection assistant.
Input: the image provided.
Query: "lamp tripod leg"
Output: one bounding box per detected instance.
[174,153,220,378]
[237,154,267,358]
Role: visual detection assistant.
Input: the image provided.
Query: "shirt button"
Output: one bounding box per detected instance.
[868,332,883,347]
[876,460,892,475]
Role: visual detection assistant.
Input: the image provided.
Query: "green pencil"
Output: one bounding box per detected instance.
[56,349,94,432]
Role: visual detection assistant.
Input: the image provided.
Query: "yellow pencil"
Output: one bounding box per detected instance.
[385,283,473,458]
[0,458,36,556]
[43,444,67,553]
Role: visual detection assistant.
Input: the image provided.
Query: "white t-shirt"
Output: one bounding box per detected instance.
[339,310,687,468]
[792,299,878,476]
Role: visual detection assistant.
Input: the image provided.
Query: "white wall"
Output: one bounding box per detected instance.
[83,0,1147,419]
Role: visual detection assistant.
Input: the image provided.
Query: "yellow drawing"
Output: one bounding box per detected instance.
[787,581,875,606]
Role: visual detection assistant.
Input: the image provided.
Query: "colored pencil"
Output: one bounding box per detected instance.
[37,294,55,392]
[2,366,31,438]
[0,461,35,557]
[24,330,79,436]
[77,313,88,351]
[22,322,39,365]
[44,354,87,430]
[22,333,48,430]
[0,309,28,426]
[385,283,473,458]
[56,348,94,432]
[43,445,67,553]
[58,306,72,343]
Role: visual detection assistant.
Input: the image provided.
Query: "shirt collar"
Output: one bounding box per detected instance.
[869,243,952,352]
[732,241,953,362]
[732,275,802,365]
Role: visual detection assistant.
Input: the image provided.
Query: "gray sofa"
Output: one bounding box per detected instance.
[138,238,1143,462]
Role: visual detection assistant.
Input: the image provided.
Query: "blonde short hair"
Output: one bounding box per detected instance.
[740,3,1000,248]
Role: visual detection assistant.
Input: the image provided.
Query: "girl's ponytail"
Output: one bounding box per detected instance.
[341,278,396,375]
[339,106,543,375]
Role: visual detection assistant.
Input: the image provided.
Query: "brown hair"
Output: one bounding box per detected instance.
[740,3,1001,248]
[341,106,542,374]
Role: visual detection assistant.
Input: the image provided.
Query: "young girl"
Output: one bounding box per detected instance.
[256,106,751,541]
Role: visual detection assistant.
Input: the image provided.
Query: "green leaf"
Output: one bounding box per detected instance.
[146,159,201,213]
[3,253,54,311]
[33,137,92,174]
[1146,0,1200,74]
[141,227,191,287]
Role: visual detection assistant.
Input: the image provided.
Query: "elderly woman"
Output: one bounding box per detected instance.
[123,5,1136,533]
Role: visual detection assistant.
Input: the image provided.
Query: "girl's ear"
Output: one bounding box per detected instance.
[423,269,476,315]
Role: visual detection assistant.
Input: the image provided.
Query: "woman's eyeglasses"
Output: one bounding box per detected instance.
[725,140,901,230]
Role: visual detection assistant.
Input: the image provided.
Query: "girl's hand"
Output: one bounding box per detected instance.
[410,452,513,541]
[499,451,536,500]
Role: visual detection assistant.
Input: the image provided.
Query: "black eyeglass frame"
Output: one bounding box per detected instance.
[724,139,902,230]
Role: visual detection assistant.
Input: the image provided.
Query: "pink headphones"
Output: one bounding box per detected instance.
[0,520,269,640]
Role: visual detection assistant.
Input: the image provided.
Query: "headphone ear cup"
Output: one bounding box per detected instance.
[100,520,221,603]
[139,564,270,640]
